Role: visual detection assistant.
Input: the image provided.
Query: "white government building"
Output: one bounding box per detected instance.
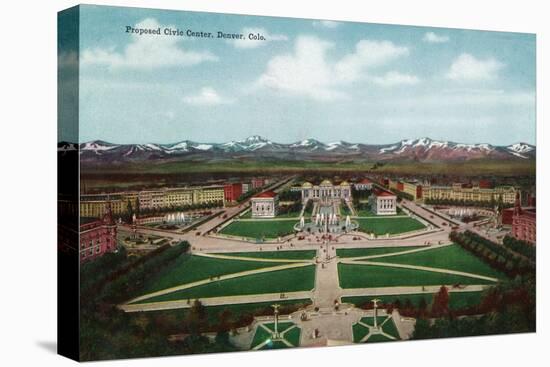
[250,191,279,218]
[300,179,352,203]
[368,188,397,215]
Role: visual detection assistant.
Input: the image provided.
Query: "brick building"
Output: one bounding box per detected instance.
[512,193,536,244]
[224,183,243,202]
[79,203,117,263]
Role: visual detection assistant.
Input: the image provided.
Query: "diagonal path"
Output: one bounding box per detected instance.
[345,243,453,261]
[340,259,499,282]
[126,262,313,305]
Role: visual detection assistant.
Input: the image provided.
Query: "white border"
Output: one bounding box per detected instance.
[1,1,547,367]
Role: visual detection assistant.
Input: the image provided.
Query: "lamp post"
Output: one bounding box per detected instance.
[371,298,381,330]
[271,304,281,339]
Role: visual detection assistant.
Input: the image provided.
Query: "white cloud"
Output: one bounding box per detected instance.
[446,53,504,81]
[182,87,231,106]
[335,40,409,82]
[256,36,413,100]
[423,32,449,43]
[81,18,217,70]
[313,20,340,28]
[372,71,420,87]
[230,27,287,49]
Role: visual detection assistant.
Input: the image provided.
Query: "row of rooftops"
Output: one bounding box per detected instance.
[80,185,225,201]
[301,179,351,188]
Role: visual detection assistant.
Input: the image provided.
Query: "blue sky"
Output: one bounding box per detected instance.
[71,5,536,145]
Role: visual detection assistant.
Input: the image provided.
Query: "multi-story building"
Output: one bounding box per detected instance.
[79,204,117,263]
[242,182,251,193]
[402,181,423,201]
[79,193,135,218]
[369,188,397,215]
[512,194,536,244]
[224,183,243,202]
[388,179,404,191]
[423,183,517,204]
[80,185,224,218]
[251,178,266,189]
[251,191,279,218]
[300,180,352,203]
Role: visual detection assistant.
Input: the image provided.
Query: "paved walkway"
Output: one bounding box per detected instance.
[121,290,313,312]
[193,252,314,264]
[340,284,488,298]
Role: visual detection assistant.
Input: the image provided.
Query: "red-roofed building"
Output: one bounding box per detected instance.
[251,191,279,218]
[224,183,243,202]
[369,188,397,215]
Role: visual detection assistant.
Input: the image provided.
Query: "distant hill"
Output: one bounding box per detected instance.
[76,136,536,164]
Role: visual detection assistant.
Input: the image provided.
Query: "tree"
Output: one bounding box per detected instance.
[431,286,450,317]
[186,300,207,336]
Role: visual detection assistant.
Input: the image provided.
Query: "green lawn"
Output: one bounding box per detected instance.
[342,291,483,310]
[284,326,301,346]
[139,255,292,294]
[137,265,316,303]
[355,206,404,217]
[336,246,425,258]
[378,245,505,279]
[252,322,301,348]
[340,203,352,216]
[352,316,400,342]
[338,263,495,289]
[359,316,388,328]
[352,323,370,342]
[220,220,297,239]
[217,250,316,260]
[356,217,426,235]
[251,325,273,349]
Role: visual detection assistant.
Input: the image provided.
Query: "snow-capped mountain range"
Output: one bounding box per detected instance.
[70,136,535,163]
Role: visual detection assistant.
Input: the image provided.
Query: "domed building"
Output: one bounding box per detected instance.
[299,179,351,203]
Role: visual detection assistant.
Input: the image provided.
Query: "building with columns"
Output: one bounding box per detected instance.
[251,191,279,218]
[369,188,397,215]
[300,180,352,203]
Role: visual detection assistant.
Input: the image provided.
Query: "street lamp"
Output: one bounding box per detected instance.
[271,304,281,339]
[371,298,381,330]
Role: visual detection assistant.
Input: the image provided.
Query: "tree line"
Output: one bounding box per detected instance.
[450,230,534,278]
[502,235,536,262]
[79,241,243,360]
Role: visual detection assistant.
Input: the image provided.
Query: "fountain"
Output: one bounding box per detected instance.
[294,203,358,234]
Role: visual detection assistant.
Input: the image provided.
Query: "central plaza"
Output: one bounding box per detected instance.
[116,176,508,349]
